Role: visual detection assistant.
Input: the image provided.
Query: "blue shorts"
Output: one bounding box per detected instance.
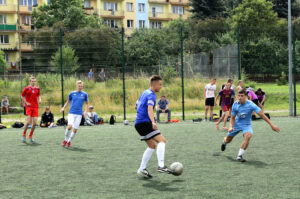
[228,125,253,137]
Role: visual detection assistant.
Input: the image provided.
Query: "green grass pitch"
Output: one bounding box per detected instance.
[0,117,299,199]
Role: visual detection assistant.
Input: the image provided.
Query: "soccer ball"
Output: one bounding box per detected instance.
[124,120,129,125]
[170,162,183,176]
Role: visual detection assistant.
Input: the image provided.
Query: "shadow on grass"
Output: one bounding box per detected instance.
[21,142,41,147]
[141,179,181,192]
[225,156,268,168]
[64,146,91,152]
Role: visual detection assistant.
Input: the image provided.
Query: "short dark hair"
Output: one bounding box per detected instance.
[227,78,233,83]
[150,75,162,84]
[161,96,166,98]
[212,78,216,81]
[238,88,247,95]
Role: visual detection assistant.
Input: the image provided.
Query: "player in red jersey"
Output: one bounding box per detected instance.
[21,76,41,142]
[215,83,236,130]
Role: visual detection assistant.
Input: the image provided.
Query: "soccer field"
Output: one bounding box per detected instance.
[0,117,299,199]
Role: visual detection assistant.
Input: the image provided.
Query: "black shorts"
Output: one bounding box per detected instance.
[135,122,161,141]
[205,98,215,106]
[252,99,259,106]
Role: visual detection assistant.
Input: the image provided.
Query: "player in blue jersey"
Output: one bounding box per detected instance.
[221,88,280,162]
[60,80,89,148]
[135,75,173,178]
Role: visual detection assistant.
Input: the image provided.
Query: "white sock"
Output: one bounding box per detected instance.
[65,129,71,141]
[139,147,155,170]
[67,132,76,143]
[157,142,166,168]
[238,148,245,157]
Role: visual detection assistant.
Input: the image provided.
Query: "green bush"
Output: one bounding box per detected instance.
[276,72,288,86]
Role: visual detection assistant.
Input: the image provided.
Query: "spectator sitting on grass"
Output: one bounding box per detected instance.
[1,95,9,114]
[156,96,171,123]
[86,106,98,126]
[40,106,55,128]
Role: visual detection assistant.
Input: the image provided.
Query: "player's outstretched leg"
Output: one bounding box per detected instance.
[29,117,38,142]
[221,136,234,151]
[236,132,252,162]
[22,116,31,142]
[62,125,72,147]
[66,129,77,147]
[137,139,155,179]
[153,135,173,174]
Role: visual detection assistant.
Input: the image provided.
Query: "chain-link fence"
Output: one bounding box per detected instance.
[0,24,299,124]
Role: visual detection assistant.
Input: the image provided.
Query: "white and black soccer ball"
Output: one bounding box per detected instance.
[170,162,183,176]
[124,120,129,125]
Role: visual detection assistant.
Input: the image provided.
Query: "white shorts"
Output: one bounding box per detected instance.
[68,114,82,129]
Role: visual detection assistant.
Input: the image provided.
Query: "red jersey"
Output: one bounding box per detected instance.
[21,86,40,108]
[219,89,235,106]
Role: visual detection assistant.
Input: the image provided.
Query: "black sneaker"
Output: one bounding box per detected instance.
[236,155,246,162]
[157,166,173,174]
[137,169,153,179]
[221,142,226,151]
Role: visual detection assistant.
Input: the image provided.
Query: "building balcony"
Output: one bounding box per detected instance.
[0,43,18,51]
[0,4,17,13]
[170,0,189,6]
[0,24,17,31]
[84,7,98,15]
[19,5,37,14]
[148,12,171,21]
[21,43,33,52]
[170,13,189,20]
[100,10,124,19]
[148,0,169,4]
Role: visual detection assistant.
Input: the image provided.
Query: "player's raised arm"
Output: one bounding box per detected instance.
[257,110,280,133]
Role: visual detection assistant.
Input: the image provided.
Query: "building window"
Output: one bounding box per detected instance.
[0,0,6,5]
[104,2,117,11]
[4,53,8,62]
[84,0,90,8]
[0,15,7,24]
[0,35,9,44]
[172,6,184,15]
[19,0,28,6]
[139,20,145,28]
[126,2,133,12]
[138,3,145,12]
[127,20,133,28]
[104,19,118,28]
[150,21,162,29]
[21,15,32,25]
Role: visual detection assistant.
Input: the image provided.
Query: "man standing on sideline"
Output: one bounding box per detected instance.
[21,76,41,142]
[204,78,217,121]
[61,80,89,148]
[156,96,171,123]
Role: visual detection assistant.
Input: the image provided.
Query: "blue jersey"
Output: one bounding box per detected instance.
[232,100,261,127]
[135,89,156,125]
[68,91,88,115]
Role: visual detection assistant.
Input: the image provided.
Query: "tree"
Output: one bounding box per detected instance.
[0,50,7,75]
[270,0,300,18]
[190,0,226,19]
[32,0,102,30]
[50,46,80,74]
[231,0,278,40]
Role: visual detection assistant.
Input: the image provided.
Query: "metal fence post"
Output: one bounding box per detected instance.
[293,25,297,116]
[180,21,185,121]
[60,28,65,119]
[237,26,241,80]
[122,27,126,121]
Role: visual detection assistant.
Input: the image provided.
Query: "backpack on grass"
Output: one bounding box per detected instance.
[109,115,116,125]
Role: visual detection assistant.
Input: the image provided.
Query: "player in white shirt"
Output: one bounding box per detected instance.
[204,78,217,121]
